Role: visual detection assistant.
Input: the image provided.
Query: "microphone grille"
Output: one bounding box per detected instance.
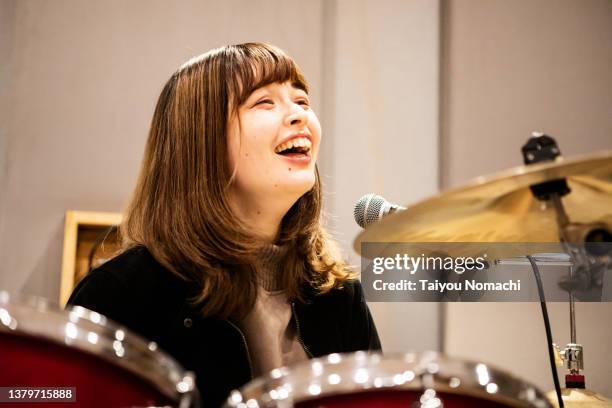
[366,196,384,226]
[354,195,369,228]
[354,194,384,228]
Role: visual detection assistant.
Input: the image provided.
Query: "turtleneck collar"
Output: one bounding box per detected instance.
[257,244,290,292]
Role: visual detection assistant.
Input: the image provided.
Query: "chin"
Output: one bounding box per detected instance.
[281,177,316,197]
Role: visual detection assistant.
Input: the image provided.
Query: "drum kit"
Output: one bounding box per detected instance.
[1,134,611,407]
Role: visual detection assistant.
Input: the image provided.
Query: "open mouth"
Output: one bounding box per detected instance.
[274,137,312,157]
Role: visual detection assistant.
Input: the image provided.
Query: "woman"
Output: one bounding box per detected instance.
[68,43,381,408]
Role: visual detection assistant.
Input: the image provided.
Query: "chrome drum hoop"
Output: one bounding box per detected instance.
[224,351,552,408]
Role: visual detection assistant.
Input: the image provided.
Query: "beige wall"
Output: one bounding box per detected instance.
[441,0,612,187]
[326,0,441,353]
[0,0,15,245]
[442,0,612,396]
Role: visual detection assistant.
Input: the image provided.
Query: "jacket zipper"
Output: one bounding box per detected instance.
[291,302,314,358]
[226,320,254,380]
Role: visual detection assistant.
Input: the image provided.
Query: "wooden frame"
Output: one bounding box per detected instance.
[59,210,123,307]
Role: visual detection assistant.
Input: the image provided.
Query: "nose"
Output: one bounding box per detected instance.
[284,103,308,127]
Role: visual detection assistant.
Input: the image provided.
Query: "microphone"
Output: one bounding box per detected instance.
[354,194,406,228]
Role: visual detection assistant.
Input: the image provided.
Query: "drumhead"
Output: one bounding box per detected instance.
[0,291,195,403]
[224,351,552,408]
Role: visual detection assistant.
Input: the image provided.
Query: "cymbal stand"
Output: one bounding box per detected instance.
[549,192,586,389]
[521,133,591,395]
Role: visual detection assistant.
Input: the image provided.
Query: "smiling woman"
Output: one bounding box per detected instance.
[67,43,381,408]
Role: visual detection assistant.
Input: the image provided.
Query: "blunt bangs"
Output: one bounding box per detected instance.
[224,43,309,111]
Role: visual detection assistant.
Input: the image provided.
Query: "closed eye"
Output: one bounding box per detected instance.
[255,98,274,106]
[296,99,310,107]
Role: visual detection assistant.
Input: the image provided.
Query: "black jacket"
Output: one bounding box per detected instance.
[68,246,381,407]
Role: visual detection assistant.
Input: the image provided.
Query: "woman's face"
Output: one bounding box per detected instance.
[227,81,321,209]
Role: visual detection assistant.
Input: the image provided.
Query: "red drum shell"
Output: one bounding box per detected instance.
[0,332,172,408]
[0,292,196,408]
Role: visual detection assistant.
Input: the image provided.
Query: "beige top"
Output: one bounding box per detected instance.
[236,245,309,377]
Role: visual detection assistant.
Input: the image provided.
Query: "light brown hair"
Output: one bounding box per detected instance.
[121,43,353,319]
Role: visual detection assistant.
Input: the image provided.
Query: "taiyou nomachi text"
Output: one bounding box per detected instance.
[372,279,522,292]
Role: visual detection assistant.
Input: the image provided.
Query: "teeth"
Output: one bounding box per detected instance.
[275,137,312,153]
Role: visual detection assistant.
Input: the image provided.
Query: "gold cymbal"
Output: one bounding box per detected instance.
[354,151,612,254]
[547,388,612,407]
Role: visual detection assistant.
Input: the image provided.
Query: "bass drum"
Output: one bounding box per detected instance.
[0,291,198,408]
[224,351,552,408]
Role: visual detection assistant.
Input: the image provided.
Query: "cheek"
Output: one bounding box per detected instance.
[227,133,240,169]
[310,115,322,159]
[227,130,270,185]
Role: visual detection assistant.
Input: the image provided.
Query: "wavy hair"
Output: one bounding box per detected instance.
[121,43,353,319]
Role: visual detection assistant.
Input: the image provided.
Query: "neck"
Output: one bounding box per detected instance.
[229,194,295,243]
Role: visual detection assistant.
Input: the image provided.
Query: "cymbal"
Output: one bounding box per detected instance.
[546,388,612,407]
[354,151,612,255]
